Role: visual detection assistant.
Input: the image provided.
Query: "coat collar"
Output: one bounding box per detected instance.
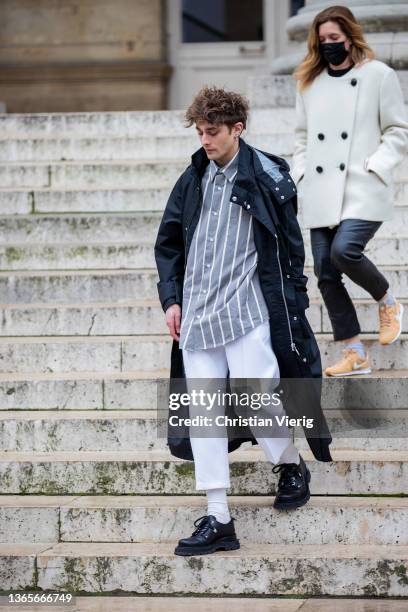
[208,147,240,183]
[190,137,289,186]
[190,138,292,235]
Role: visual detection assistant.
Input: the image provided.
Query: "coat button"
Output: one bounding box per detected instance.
[231,196,237,202]
[316,166,323,173]
[318,133,325,140]
[340,163,345,171]
[350,78,357,86]
[341,131,348,139]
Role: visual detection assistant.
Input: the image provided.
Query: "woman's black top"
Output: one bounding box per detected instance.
[327,63,355,77]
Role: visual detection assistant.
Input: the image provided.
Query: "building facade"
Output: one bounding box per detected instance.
[0,0,406,113]
[0,0,303,112]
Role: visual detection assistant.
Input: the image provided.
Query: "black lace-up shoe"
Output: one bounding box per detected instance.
[174,514,240,556]
[272,455,311,510]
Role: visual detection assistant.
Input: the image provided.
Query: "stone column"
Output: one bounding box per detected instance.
[271,0,408,74]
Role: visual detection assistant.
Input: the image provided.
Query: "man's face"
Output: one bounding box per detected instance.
[195,120,242,164]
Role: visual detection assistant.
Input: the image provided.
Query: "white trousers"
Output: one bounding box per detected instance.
[182,319,300,490]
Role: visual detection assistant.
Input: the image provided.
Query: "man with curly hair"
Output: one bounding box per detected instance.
[154,86,332,556]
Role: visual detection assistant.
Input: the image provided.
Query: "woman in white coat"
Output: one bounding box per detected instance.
[291,4,408,377]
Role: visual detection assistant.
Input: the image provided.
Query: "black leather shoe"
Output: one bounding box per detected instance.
[272,455,311,510]
[174,514,240,556]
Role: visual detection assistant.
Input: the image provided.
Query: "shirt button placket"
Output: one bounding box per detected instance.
[208,175,222,251]
[203,175,221,325]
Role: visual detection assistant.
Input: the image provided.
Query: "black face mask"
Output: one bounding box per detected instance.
[319,41,349,65]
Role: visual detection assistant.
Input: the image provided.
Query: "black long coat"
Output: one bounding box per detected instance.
[154,138,333,462]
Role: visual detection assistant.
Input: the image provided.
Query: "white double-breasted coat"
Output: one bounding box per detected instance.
[291,58,408,229]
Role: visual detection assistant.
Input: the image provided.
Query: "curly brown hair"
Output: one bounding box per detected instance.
[184,85,249,130]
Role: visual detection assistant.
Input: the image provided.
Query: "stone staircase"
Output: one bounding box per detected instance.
[0,105,408,608]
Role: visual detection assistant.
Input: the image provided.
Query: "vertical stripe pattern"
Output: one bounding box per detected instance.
[179,147,270,350]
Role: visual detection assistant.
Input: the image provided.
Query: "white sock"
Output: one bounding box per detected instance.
[279,443,300,465]
[206,488,231,524]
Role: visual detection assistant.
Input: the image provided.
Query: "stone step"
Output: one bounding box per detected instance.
[0,269,159,303]
[0,237,406,270]
[0,242,155,270]
[0,188,171,214]
[0,335,170,374]
[0,161,187,189]
[0,133,295,162]
[1,541,408,595]
[0,368,406,411]
[0,213,161,244]
[0,596,388,612]
[0,299,167,336]
[0,135,199,163]
[0,449,407,495]
[320,298,408,333]
[9,129,387,165]
[317,333,408,370]
[0,267,405,304]
[0,370,166,410]
[0,297,406,337]
[1,106,407,139]
[1,409,407,452]
[0,156,406,189]
[0,594,385,612]
[0,597,399,612]
[0,410,168,452]
[2,181,407,214]
[0,333,405,374]
[0,109,294,140]
[1,207,408,245]
[2,494,408,546]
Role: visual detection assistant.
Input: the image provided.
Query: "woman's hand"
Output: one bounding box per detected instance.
[165,304,181,341]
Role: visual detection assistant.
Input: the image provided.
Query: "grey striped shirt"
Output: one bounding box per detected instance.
[179,147,270,351]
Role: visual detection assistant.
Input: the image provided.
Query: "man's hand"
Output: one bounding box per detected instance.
[165,303,181,341]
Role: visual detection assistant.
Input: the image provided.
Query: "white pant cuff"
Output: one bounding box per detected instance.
[196,482,231,491]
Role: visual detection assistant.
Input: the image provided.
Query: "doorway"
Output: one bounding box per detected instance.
[166,0,291,109]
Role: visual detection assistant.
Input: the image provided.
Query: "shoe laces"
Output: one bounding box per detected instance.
[344,347,370,363]
[272,462,300,487]
[341,348,361,362]
[379,304,393,329]
[192,515,214,537]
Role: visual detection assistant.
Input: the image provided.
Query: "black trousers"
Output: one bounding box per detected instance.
[310,219,389,341]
